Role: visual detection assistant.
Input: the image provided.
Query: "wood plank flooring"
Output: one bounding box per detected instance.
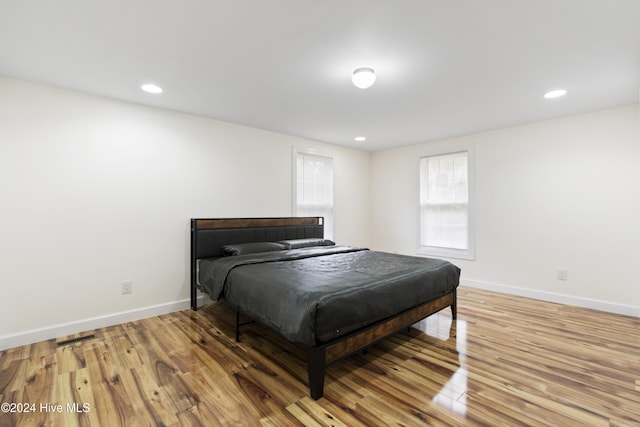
[1,286,638,426]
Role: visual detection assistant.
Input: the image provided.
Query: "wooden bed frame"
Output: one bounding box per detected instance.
[190,217,457,399]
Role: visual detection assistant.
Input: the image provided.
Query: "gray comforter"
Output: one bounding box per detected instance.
[199,246,460,346]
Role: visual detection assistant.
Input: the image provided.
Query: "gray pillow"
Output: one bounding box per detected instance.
[278,238,335,249]
[221,242,287,256]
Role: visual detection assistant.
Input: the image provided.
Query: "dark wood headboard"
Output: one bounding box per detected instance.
[190,217,324,309]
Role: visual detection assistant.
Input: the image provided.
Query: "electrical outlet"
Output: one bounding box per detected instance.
[557,270,568,281]
[121,280,133,294]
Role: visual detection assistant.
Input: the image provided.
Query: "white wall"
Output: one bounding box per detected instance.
[0,76,371,348]
[371,104,640,316]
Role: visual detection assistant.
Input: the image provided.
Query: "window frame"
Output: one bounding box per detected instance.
[292,147,335,239]
[417,145,476,260]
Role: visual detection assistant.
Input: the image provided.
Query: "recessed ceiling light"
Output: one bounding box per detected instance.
[354,136,366,142]
[141,83,163,94]
[352,68,376,89]
[544,89,567,99]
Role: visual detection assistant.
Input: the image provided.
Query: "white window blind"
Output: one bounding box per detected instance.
[294,151,334,239]
[419,151,473,259]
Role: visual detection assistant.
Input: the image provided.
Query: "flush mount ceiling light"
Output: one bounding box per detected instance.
[352,67,376,89]
[141,83,163,94]
[354,136,366,142]
[544,89,567,99]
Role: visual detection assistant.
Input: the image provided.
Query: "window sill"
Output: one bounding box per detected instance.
[417,246,475,261]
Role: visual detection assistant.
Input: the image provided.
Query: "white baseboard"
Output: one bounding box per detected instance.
[3,282,637,352]
[463,278,639,318]
[0,295,213,351]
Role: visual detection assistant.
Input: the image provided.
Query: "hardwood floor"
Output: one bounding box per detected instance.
[1,286,638,426]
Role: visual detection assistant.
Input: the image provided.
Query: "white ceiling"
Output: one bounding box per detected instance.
[1,0,639,151]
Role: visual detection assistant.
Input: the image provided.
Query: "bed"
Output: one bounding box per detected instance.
[190,217,460,399]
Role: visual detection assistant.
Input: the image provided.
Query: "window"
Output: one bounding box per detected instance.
[293,149,334,239]
[419,150,474,259]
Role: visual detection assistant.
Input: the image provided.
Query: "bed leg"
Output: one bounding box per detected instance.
[235,311,241,342]
[451,289,457,319]
[191,287,198,311]
[308,348,326,400]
